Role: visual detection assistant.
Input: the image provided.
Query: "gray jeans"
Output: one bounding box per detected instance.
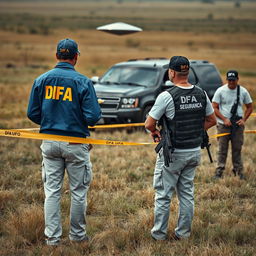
[151,149,201,240]
[215,123,244,176]
[41,140,92,244]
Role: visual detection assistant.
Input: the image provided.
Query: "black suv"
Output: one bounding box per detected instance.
[92,58,222,124]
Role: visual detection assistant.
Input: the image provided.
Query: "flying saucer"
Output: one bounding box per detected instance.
[97,22,142,35]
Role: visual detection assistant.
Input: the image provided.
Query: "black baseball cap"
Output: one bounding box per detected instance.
[163,56,190,72]
[226,70,239,80]
[56,38,80,58]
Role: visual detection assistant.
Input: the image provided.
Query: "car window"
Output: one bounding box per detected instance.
[188,69,197,85]
[100,66,160,86]
[162,70,169,84]
[193,65,222,85]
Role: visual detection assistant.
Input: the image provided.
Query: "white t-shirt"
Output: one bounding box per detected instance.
[149,85,214,152]
[212,84,252,124]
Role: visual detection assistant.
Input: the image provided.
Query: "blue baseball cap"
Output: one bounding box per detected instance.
[56,38,80,58]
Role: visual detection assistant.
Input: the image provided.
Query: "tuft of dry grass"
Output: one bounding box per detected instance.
[3,205,44,247]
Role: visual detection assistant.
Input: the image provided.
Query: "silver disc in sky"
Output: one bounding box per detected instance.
[97,22,142,35]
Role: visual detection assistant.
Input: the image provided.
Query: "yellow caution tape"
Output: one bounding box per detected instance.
[209,133,230,138]
[91,123,145,128]
[0,129,154,146]
[13,123,145,131]
[209,130,256,138]
[1,128,255,146]
[244,130,256,134]
[11,128,39,131]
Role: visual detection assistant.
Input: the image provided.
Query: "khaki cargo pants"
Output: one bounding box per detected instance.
[151,149,201,240]
[215,123,244,177]
[41,140,92,245]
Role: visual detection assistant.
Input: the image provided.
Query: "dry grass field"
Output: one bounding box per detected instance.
[0,1,256,256]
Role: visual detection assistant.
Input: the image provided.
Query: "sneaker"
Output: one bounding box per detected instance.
[81,235,90,242]
[70,234,90,243]
[151,235,157,241]
[151,234,166,241]
[45,238,60,246]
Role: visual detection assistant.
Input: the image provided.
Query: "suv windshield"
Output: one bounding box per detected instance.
[100,66,160,87]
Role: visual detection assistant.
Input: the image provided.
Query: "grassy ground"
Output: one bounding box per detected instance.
[0,1,256,255]
[0,126,256,256]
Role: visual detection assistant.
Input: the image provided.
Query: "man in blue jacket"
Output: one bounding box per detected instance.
[27,38,101,246]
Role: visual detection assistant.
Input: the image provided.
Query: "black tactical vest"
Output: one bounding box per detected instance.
[166,86,206,149]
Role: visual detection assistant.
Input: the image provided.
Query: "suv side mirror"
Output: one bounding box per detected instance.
[91,76,99,84]
[162,80,174,90]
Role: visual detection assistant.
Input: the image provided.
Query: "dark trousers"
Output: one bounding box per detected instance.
[215,123,244,176]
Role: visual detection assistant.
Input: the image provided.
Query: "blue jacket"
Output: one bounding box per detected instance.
[27,62,101,137]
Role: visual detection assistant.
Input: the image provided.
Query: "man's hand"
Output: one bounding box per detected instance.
[145,115,161,142]
[223,118,232,126]
[236,118,245,126]
[151,130,161,142]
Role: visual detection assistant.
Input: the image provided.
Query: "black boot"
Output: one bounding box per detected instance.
[213,172,222,179]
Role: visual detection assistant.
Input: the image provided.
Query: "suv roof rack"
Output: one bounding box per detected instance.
[128,57,168,61]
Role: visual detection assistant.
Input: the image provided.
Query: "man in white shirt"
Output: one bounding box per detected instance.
[212,70,253,180]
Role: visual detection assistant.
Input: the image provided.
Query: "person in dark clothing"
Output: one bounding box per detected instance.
[27,38,101,245]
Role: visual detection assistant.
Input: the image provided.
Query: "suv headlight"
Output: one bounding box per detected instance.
[121,98,139,108]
